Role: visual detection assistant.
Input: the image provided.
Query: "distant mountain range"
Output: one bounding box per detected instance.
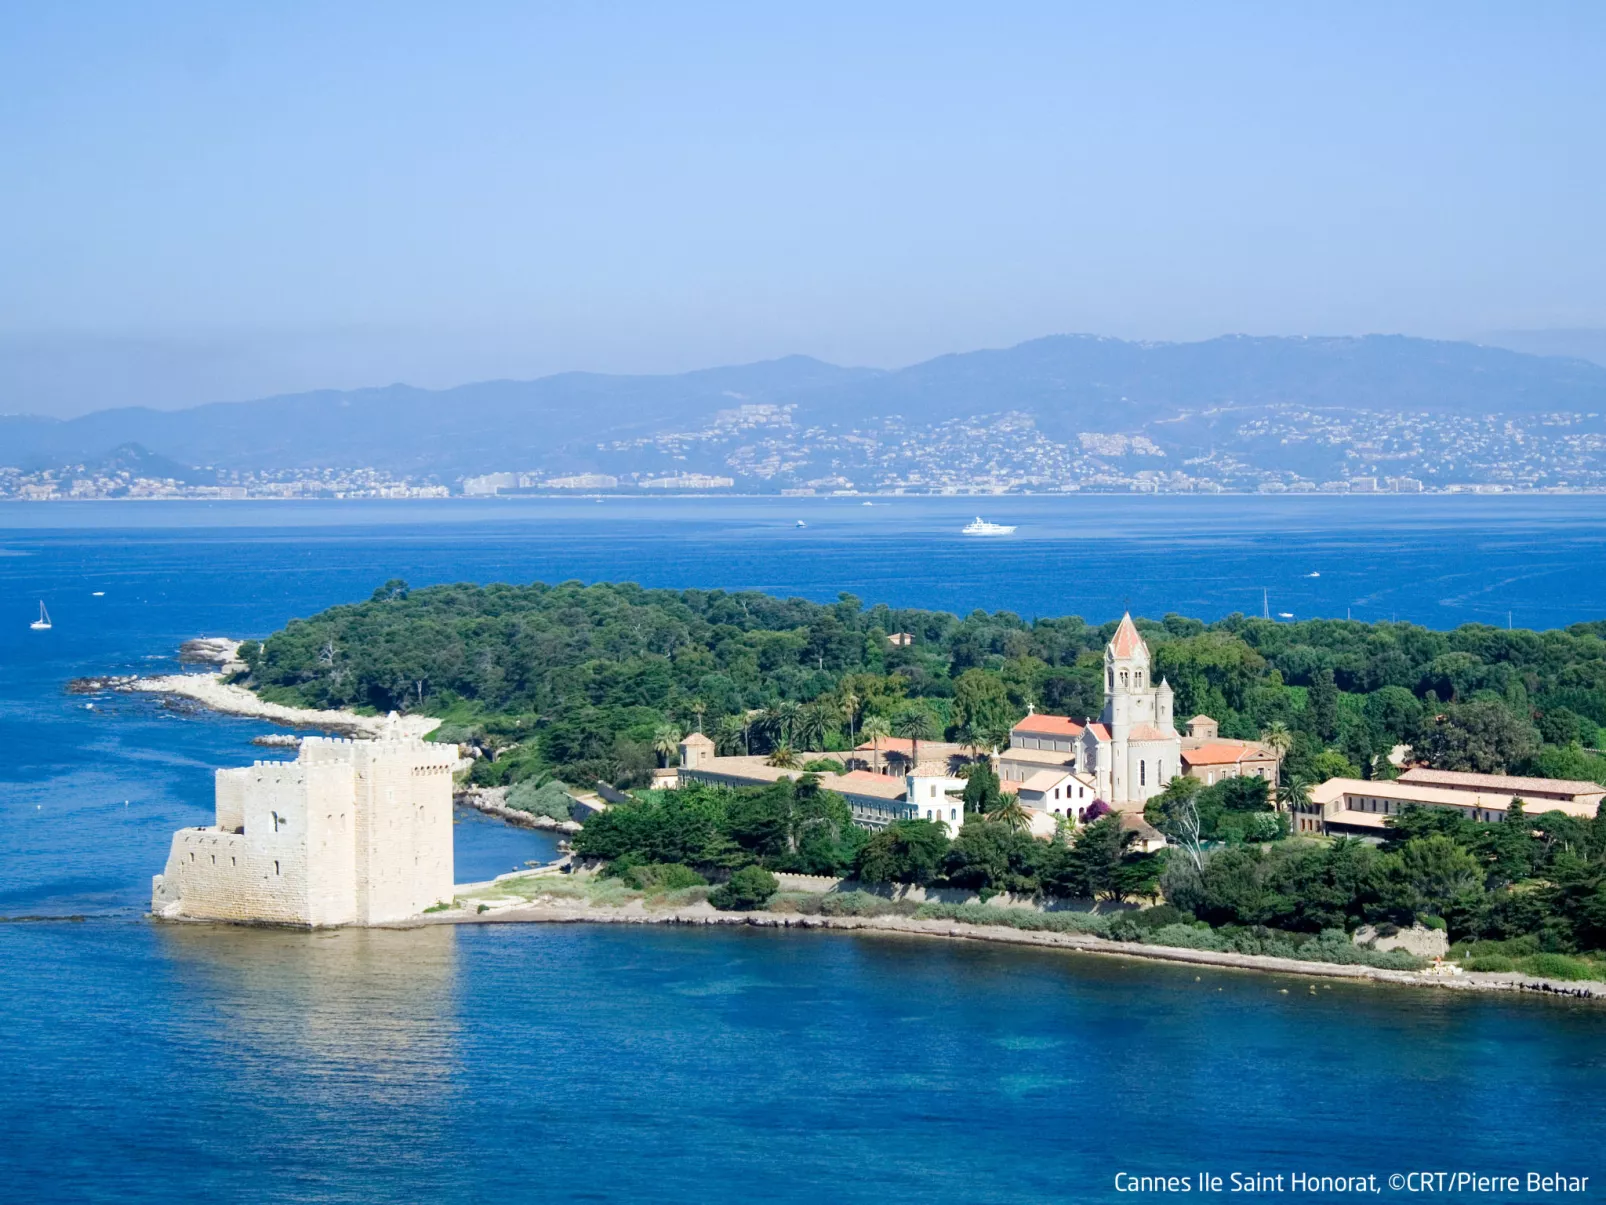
[6,334,1606,488]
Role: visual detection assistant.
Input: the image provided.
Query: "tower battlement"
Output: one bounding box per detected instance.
[151,733,455,927]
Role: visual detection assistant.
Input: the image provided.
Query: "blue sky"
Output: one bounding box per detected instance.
[1,2,1603,412]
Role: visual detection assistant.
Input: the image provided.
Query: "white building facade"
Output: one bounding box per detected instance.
[1078,614,1182,810]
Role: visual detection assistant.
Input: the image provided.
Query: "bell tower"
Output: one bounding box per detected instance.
[1101,612,1153,733]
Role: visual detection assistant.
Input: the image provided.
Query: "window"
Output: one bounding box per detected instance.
[273,860,280,875]
[949,808,957,821]
[1135,670,1143,687]
[1120,670,1129,687]
[272,811,281,832]
[926,809,932,820]
[1107,667,1114,689]
[1140,760,1146,786]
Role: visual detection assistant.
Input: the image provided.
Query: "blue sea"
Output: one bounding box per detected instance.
[3,495,1605,1203]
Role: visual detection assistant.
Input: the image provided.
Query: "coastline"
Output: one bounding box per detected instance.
[410,899,1606,1002]
[116,671,441,740]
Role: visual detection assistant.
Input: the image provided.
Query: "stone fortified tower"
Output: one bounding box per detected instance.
[151,718,456,926]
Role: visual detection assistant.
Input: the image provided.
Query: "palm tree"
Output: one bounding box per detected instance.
[652,723,682,768]
[986,796,1030,835]
[860,715,891,775]
[839,687,860,742]
[795,702,830,753]
[1260,721,1293,775]
[894,707,938,773]
[713,714,745,756]
[765,743,801,769]
[1276,775,1312,816]
[689,698,707,734]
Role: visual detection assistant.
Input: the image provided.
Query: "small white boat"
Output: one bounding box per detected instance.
[1278,611,1295,619]
[795,520,807,528]
[92,591,104,597]
[30,601,51,631]
[962,516,1016,536]
[862,501,873,506]
[1305,571,1320,578]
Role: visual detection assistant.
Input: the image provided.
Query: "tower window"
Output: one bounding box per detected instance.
[1140,760,1146,786]
[1135,670,1143,687]
[273,860,280,876]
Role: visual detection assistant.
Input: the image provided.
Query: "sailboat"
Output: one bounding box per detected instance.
[30,601,52,631]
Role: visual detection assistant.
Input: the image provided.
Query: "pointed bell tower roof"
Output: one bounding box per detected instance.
[1109,612,1145,659]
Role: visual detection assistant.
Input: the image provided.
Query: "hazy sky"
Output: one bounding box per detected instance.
[2,2,1604,413]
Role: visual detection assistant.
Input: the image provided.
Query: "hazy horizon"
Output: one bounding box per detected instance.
[3,3,1604,415]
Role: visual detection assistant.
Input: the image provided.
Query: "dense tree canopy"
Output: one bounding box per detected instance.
[238,579,1606,790]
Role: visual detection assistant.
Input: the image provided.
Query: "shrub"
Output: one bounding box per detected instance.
[820,891,904,917]
[1419,914,1447,931]
[613,862,707,892]
[1522,953,1598,981]
[1462,954,1516,973]
[803,758,845,773]
[506,778,574,820]
[914,902,1112,936]
[1146,923,1224,951]
[709,865,780,911]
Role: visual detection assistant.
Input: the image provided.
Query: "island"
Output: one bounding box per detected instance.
[138,578,1606,996]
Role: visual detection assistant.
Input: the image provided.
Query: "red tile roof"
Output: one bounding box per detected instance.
[854,736,919,755]
[1010,713,1084,737]
[1181,742,1266,767]
[1109,612,1145,658]
[1085,723,1111,741]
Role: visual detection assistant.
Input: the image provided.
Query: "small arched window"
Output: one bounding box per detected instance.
[950,808,957,821]
[1120,670,1129,687]
[1140,760,1147,786]
[1135,670,1143,687]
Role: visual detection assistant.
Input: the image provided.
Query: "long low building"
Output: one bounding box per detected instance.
[1297,768,1605,838]
[673,735,918,829]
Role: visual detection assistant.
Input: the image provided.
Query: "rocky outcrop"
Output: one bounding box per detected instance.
[1354,923,1449,960]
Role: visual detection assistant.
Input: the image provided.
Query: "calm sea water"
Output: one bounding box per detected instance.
[3,496,1605,1202]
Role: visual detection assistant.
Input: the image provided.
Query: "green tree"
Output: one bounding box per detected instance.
[1305,667,1339,742]
[860,715,891,774]
[986,795,1031,835]
[709,865,779,911]
[653,723,682,768]
[952,669,1017,739]
[853,820,951,885]
[1413,700,1541,774]
[893,706,939,769]
[961,760,1003,814]
[1395,835,1484,917]
[765,743,801,769]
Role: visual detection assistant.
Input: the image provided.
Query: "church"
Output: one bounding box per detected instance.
[1077,613,1181,809]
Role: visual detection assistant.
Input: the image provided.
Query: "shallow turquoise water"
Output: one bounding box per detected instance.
[3,497,1604,1201]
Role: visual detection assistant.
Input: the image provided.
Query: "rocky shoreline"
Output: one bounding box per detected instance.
[413,900,1606,1002]
[456,787,581,833]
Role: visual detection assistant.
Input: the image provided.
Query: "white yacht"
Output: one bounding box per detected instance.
[961,517,1016,536]
[30,601,51,631]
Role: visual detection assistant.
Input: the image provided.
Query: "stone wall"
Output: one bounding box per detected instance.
[152,730,455,926]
